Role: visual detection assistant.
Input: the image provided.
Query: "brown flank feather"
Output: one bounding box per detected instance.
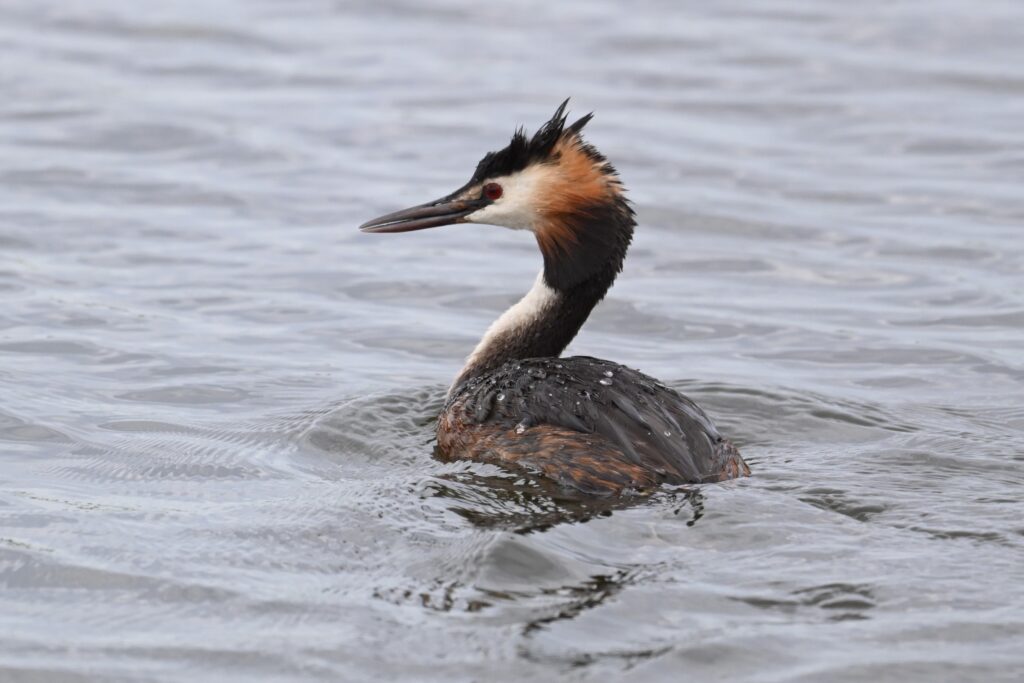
[437,415,661,497]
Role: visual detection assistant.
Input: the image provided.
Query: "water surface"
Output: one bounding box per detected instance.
[1,1,1023,681]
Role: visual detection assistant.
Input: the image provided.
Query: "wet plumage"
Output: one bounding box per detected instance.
[438,357,748,496]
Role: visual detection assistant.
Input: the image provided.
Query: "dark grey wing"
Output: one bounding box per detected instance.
[447,356,748,484]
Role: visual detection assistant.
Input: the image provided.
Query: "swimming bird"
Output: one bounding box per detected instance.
[360,100,749,496]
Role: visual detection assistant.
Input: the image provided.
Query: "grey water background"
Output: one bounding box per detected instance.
[2,0,1023,680]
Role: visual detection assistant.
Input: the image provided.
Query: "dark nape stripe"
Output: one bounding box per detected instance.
[541,195,634,292]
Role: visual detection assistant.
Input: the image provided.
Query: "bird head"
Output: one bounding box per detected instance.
[361,99,633,290]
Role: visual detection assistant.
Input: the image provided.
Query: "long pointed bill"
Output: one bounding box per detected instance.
[359,195,486,234]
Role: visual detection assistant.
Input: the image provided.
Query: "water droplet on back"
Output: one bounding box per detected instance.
[599,378,613,386]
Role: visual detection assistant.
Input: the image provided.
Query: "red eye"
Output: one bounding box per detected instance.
[483,183,503,201]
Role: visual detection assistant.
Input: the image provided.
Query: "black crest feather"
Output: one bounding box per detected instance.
[470,99,593,183]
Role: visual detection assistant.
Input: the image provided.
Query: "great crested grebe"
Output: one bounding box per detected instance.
[360,100,749,496]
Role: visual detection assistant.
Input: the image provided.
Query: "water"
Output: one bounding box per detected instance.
[2,1,1023,680]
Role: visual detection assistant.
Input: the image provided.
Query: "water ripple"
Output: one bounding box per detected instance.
[1,0,1022,680]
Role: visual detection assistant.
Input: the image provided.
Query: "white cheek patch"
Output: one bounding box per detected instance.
[465,165,552,232]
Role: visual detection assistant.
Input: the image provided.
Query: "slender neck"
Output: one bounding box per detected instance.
[451,270,612,392]
[451,202,634,393]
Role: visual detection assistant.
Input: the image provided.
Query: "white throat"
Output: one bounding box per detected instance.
[453,271,559,392]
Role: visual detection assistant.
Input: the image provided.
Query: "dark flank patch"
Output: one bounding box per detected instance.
[438,356,750,496]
